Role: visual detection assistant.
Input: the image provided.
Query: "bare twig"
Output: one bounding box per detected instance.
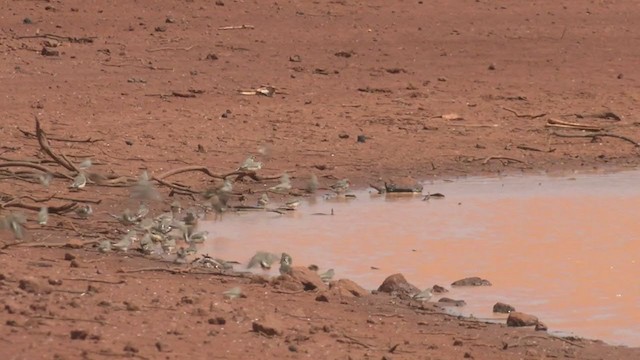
[63,278,126,285]
[218,25,255,30]
[17,127,104,143]
[35,116,80,173]
[501,107,546,119]
[546,119,603,132]
[146,45,194,52]
[550,132,640,147]
[16,33,95,44]
[482,156,528,165]
[2,201,78,214]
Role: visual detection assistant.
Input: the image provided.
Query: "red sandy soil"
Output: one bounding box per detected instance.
[1,0,639,359]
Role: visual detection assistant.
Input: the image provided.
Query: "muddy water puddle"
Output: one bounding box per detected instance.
[201,171,640,346]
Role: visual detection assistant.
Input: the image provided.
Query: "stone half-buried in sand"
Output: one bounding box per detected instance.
[377,273,420,297]
[272,266,327,292]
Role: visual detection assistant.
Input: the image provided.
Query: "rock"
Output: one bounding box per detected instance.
[535,321,548,331]
[506,312,539,327]
[64,253,76,261]
[288,267,327,291]
[493,302,515,313]
[208,317,226,325]
[70,330,88,340]
[377,273,420,296]
[315,286,354,303]
[437,298,466,307]
[451,277,492,287]
[330,279,369,297]
[18,277,51,295]
[432,284,448,294]
[252,315,284,336]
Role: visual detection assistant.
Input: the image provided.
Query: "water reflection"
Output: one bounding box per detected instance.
[200,171,640,346]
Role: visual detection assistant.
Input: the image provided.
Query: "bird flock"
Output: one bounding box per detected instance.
[0,155,351,277]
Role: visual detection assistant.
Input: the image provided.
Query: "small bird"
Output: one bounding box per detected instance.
[257,193,269,208]
[131,171,160,201]
[161,236,177,254]
[78,159,93,170]
[38,173,53,187]
[238,155,262,172]
[170,201,182,218]
[282,199,301,210]
[279,252,293,275]
[185,241,198,255]
[38,207,48,225]
[188,230,208,244]
[330,179,350,194]
[175,247,188,264]
[69,172,87,190]
[75,204,93,219]
[223,287,245,299]
[306,174,318,194]
[98,240,112,253]
[319,268,335,283]
[269,173,291,193]
[139,233,154,254]
[183,210,198,226]
[112,232,136,252]
[219,178,233,194]
[412,288,433,302]
[0,212,26,240]
[247,251,280,270]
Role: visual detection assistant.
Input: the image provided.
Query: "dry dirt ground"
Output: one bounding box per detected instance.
[1,0,639,359]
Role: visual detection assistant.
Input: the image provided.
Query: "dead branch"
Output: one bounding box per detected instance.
[501,107,546,119]
[546,119,603,132]
[16,33,95,44]
[218,25,255,30]
[31,315,106,325]
[35,116,80,173]
[146,45,194,52]
[550,131,640,147]
[1,200,78,214]
[0,161,70,178]
[117,267,187,274]
[516,145,555,153]
[17,127,104,143]
[63,278,126,285]
[482,156,528,165]
[155,166,221,180]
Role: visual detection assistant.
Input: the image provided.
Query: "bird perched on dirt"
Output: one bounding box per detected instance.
[306,174,318,193]
[279,252,293,275]
[69,172,87,191]
[330,179,350,194]
[38,207,48,225]
[75,204,93,219]
[238,155,262,172]
[38,173,52,187]
[269,173,292,193]
[139,233,154,255]
[112,232,136,252]
[187,230,208,244]
[257,193,269,208]
[282,199,301,210]
[319,268,335,283]
[412,288,433,302]
[223,287,245,299]
[0,212,26,240]
[98,240,112,253]
[175,247,188,264]
[247,251,280,270]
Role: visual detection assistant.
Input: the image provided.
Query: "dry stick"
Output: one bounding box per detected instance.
[146,45,194,52]
[546,118,602,131]
[0,161,70,179]
[31,315,106,325]
[516,145,554,153]
[482,156,528,165]
[16,33,95,44]
[155,166,221,180]
[63,278,126,285]
[340,334,375,349]
[118,267,187,274]
[550,131,640,147]
[17,127,104,143]
[35,116,79,173]
[218,25,255,30]
[2,201,78,214]
[501,107,547,119]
